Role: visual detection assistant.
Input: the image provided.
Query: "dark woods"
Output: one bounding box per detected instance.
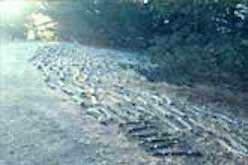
[36,0,248,90]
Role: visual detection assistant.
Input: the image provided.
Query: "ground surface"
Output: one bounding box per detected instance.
[0,42,157,165]
[0,41,247,165]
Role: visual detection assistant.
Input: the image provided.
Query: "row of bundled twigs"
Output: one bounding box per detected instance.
[29,43,248,159]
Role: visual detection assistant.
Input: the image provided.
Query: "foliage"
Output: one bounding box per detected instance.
[146,0,248,90]
[44,0,248,90]
[48,0,153,48]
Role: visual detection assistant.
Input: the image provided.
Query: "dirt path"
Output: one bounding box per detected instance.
[0,42,247,165]
[0,42,158,165]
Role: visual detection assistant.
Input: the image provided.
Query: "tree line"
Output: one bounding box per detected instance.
[42,0,248,90]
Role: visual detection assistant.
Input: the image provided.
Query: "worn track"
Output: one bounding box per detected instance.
[29,43,248,160]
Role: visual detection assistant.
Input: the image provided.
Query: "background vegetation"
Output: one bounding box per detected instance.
[11,0,248,91]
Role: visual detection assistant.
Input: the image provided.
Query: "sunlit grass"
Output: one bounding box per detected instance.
[0,0,57,41]
[0,0,33,18]
[25,13,58,41]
